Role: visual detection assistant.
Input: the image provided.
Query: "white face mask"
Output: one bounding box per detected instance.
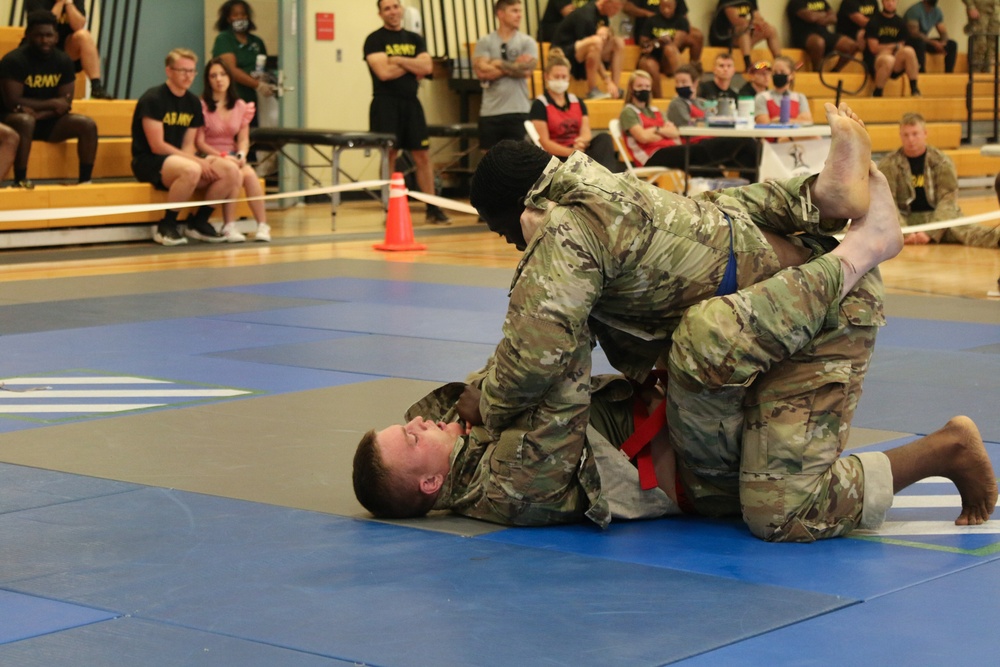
[547,79,569,94]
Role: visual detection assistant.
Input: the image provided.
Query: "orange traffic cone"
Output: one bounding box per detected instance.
[374,172,427,252]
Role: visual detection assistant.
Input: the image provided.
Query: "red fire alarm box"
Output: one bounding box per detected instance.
[316,13,334,41]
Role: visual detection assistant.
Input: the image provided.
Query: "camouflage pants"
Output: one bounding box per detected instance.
[904,210,1000,248]
[666,252,891,542]
[967,1,1000,72]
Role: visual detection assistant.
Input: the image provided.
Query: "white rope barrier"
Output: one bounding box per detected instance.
[896,209,1000,235]
[0,179,477,223]
[0,177,993,234]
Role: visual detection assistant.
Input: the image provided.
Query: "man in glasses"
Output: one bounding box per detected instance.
[130,47,241,246]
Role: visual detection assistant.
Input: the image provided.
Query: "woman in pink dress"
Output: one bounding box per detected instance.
[196,57,270,241]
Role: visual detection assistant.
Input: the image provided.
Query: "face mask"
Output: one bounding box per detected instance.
[547,79,569,94]
[633,89,651,103]
[771,73,789,89]
[676,85,692,99]
[231,19,250,33]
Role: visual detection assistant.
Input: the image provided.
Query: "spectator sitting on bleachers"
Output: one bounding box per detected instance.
[737,59,771,96]
[878,112,1000,247]
[666,64,758,172]
[552,0,625,99]
[627,0,702,72]
[903,0,957,73]
[196,57,270,243]
[754,55,812,125]
[697,51,741,103]
[786,0,861,71]
[538,0,588,43]
[473,0,538,151]
[23,0,112,99]
[529,47,622,172]
[618,69,686,169]
[636,0,701,97]
[865,0,920,97]
[708,0,781,72]
[836,0,879,45]
[0,10,97,189]
[965,0,999,73]
[131,47,241,247]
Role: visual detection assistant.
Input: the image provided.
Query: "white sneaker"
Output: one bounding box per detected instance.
[254,222,272,242]
[221,222,246,243]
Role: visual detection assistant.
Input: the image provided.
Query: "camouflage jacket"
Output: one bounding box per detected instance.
[479,152,845,435]
[877,145,961,223]
[415,375,672,528]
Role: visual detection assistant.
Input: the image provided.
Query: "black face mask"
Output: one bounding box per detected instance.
[771,73,789,89]
[633,89,651,103]
[675,85,692,99]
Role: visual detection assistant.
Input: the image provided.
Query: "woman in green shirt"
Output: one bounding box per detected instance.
[211,0,271,108]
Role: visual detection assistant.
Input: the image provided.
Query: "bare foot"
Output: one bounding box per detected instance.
[811,102,871,220]
[886,416,998,526]
[904,231,932,245]
[939,416,998,526]
[831,163,904,295]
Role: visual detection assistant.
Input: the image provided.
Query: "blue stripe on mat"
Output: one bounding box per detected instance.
[0,590,115,644]
[210,302,506,344]
[855,347,1000,441]
[216,278,512,312]
[479,516,991,601]
[672,558,1000,666]
[0,463,140,515]
[210,335,500,382]
[0,617,354,666]
[0,487,851,667]
[880,316,1000,351]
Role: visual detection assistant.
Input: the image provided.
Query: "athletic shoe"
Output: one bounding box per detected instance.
[425,206,451,225]
[184,219,226,243]
[221,222,247,243]
[90,84,114,100]
[12,179,34,189]
[586,89,611,100]
[254,222,272,242]
[153,223,187,246]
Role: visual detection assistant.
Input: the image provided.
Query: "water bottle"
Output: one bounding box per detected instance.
[779,93,791,124]
[254,54,267,78]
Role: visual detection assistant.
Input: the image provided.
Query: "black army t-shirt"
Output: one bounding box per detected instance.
[131,83,204,158]
[364,27,427,98]
[0,45,75,111]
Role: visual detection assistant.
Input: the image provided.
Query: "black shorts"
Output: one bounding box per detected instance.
[31,117,61,141]
[792,29,840,55]
[478,113,528,150]
[369,95,429,152]
[131,154,169,191]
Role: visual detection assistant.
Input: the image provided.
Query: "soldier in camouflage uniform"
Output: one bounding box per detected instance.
[878,112,1000,247]
[353,103,997,540]
[965,0,1000,72]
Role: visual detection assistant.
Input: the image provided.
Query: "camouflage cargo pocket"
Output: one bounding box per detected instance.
[741,359,852,477]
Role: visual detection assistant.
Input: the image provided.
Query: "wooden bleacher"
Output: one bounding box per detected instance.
[0,26,268,247]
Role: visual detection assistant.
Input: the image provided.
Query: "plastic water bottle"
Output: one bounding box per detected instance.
[254,54,267,78]
[779,93,791,124]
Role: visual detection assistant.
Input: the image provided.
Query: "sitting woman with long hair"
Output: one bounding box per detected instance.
[196,57,270,242]
[621,67,757,175]
[528,47,622,173]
